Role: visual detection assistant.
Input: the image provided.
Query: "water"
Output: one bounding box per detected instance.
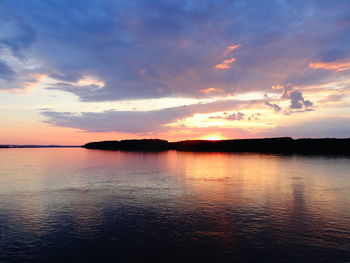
[0,148,350,262]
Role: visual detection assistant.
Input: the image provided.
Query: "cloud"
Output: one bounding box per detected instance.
[209,111,245,121]
[199,87,222,94]
[0,70,46,92]
[225,112,245,121]
[0,12,36,58]
[0,60,15,81]
[42,98,256,133]
[288,90,313,110]
[214,58,236,69]
[0,0,349,100]
[262,118,350,138]
[309,61,350,72]
[274,84,313,111]
[223,44,241,56]
[264,101,281,112]
[43,110,179,133]
[319,93,347,104]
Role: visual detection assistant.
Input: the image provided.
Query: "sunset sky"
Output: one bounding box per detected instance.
[1,0,350,145]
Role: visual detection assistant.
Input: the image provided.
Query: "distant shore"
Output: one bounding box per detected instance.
[82,137,350,155]
[0,145,80,148]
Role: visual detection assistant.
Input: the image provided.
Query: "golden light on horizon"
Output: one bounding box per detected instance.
[201,135,226,141]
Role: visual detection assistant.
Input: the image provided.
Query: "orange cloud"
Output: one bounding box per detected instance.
[215,58,236,69]
[309,61,350,72]
[76,76,105,88]
[22,73,47,92]
[200,87,222,94]
[272,85,284,90]
[223,44,241,56]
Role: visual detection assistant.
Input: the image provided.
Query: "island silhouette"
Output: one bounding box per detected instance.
[83,137,350,155]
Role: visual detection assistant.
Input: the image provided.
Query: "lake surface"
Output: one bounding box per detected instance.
[0,148,350,262]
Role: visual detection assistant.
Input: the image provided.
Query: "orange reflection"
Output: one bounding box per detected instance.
[1,148,350,253]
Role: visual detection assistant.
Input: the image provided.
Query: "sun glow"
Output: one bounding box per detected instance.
[201,135,225,141]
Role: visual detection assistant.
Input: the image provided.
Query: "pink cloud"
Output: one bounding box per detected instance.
[309,61,350,72]
[215,58,237,69]
[223,44,241,56]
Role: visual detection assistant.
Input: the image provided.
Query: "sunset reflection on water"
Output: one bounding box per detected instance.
[0,148,349,262]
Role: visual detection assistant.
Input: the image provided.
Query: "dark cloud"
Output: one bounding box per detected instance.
[43,110,179,133]
[225,112,245,121]
[0,11,36,58]
[0,0,349,100]
[276,84,314,111]
[264,101,281,113]
[210,112,245,121]
[0,60,15,81]
[248,112,262,121]
[319,48,350,63]
[42,99,255,133]
[288,90,313,110]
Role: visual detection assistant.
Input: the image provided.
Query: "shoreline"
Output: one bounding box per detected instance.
[82,137,350,155]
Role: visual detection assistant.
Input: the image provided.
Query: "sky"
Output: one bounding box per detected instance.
[0,0,350,145]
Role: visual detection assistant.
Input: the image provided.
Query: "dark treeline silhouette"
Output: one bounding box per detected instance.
[83,137,350,155]
[83,139,170,151]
